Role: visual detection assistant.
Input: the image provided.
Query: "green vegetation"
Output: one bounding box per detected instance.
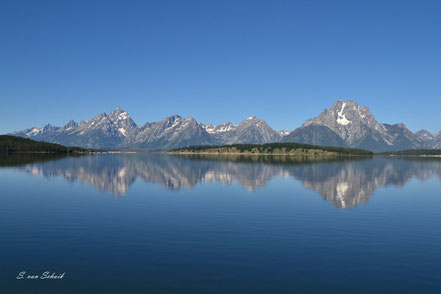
[172,143,373,156]
[378,149,441,156]
[0,135,93,154]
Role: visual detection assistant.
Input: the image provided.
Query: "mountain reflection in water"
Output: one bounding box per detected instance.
[8,154,441,208]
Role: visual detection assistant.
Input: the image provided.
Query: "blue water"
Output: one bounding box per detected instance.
[0,154,440,293]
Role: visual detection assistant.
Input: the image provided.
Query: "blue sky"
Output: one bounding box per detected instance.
[1,0,441,134]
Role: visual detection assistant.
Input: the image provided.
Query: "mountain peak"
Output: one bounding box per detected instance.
[9,100,436,151]
[240,116,263,125]
[166,115,182,121]
[112,106,128,113]
[109,107,131,121]
[109,107,128,116]
[416,129,432,136]
[299,100,412,150]
[63,120,77,129]
[334,99,359,106]
[92,112,107,120]
[41,123,57,133]
[415,129,434,143]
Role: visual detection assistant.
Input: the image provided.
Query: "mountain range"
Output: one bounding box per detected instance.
[10,100,441,152]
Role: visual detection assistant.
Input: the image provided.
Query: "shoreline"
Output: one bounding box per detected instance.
[380,154,441,158]
[170,151,370,156]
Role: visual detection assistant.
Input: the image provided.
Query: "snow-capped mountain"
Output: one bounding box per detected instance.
[207,116,281,144]
[12,108,137,149]
[11,109,281,149]
[283,100,424,152]
[202,122,237,134]
[9,101,441,151]
[11,109,218,149]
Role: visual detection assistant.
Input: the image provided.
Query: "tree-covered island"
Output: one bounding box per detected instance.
[171,143,373,156]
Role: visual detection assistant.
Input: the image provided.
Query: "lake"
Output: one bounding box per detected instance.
[1,154,441,293]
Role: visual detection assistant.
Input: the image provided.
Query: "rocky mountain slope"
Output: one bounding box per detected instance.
[204,116,281,145]
[9,101,441,151]
[12,108,136,149]
[283,100,425,152]
[11,109,281,149]
[128,115,216,149]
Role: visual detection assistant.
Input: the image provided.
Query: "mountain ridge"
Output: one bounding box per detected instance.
[9,100,441,151]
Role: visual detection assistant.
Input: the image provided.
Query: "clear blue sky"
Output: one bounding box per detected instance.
[1,0,441,134]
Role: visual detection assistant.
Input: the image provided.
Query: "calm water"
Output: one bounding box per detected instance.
[1,154,441,294]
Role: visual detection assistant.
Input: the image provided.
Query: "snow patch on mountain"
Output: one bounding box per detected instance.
[9,102,440,151]
[119,128,127,136]
[278,130,291,136]
[202,122,237,134]
[337,102,351,125]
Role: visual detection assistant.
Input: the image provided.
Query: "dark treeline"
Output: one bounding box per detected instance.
[0,135,92,154]
[173,142,374,156]
[0,153,78,167]
[379,149,441,156]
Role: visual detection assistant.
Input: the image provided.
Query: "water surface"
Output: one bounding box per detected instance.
[1,154,440,293]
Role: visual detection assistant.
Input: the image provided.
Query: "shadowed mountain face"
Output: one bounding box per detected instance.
[10,154,441,208]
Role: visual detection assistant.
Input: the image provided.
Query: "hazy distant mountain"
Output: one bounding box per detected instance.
[415,130,434,143]
[9,101,441,151]
[432,132,441,149]
[416,130,441,149]
[283,100,424,152]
